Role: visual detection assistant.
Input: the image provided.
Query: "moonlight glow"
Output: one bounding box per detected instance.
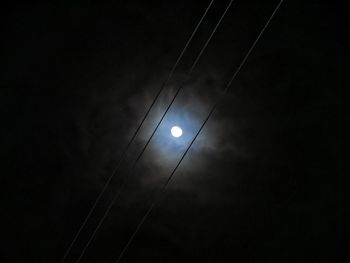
[171,126,183,138]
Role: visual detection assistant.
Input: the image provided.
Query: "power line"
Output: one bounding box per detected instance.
[114,1,285,262]
[74,1,235,262]
[59,1,215,262]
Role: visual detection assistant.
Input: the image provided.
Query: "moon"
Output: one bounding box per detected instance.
[171,126,183,138]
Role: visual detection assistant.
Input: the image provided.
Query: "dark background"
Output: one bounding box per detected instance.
[1,0,348,262]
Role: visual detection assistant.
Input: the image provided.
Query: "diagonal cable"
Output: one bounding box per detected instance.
[74,1,234,262]
[59,1,215,262]
[114,1,285,262]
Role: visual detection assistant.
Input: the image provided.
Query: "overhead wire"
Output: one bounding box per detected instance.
[73,1,235,262]
[113,1,285,262]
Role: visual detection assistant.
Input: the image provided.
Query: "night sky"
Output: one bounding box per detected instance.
[1,0,348,262]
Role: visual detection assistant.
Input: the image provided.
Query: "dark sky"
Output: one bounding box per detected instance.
[1,0,348,262]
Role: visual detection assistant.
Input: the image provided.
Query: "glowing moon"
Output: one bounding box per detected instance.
[171,126,183,138]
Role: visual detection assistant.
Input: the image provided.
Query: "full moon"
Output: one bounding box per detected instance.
[171,126,183,138]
